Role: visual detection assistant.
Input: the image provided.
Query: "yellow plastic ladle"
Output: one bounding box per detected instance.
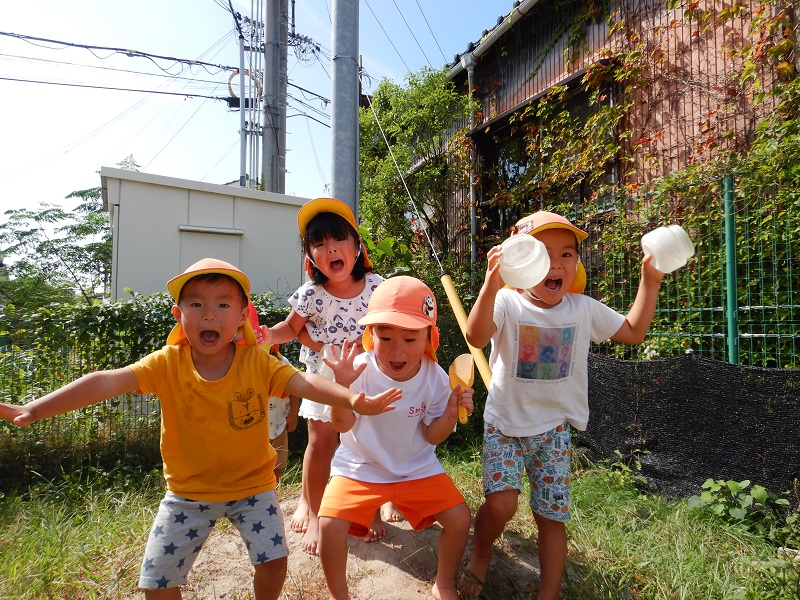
[449,353,474,424]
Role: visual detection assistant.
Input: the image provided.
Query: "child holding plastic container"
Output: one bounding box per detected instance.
[463,211,665,600]
[262,197,400,555]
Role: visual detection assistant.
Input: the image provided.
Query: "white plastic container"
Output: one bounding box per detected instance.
[499,235,550,289]
[641,225,695,273]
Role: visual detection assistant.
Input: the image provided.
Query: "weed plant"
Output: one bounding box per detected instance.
[0,450,795,599]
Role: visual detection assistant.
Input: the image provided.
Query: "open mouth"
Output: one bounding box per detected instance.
[199,330,220,344]
[389,361,407,372]
[329,258,345,272]
[544,278,563,292]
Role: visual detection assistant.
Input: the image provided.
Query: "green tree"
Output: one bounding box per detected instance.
[0,156,139,310]
[358,67,475,268]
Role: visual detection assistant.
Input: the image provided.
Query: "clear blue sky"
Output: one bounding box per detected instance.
[0,0,510,218]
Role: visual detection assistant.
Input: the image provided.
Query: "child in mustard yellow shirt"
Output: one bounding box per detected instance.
[0,258,400,600]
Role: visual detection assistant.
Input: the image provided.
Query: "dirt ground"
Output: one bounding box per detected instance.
[170,494,556,600]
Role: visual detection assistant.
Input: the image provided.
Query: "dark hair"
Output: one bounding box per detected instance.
[303,212,372,285]
[178,273,249,307]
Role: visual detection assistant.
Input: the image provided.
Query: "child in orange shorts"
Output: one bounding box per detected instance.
[317,276,474,600]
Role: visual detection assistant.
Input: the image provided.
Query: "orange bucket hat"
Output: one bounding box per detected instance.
[297,197,373,270]
[166,258,258,346]
[511,211,588,294]
[359,276,439,362]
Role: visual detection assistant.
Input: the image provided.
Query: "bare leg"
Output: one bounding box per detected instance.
[252,556,287,600]
[318,516,353,600]
[532,513,567,600]
[301,418,339,555]
[431,503,471,600]
[289,492,309,533]
[462,489,519,598]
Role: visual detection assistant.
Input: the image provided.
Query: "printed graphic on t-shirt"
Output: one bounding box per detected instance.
[228,388,266,430]
[516,324,575,380]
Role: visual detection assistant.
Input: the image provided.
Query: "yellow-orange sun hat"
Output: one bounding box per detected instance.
[512,211,588,294]
[359,276,439,362]
[166,257,257,346]
[296,197,373,270]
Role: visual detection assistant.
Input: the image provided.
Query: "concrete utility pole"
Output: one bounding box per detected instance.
[262,0,288,193]
[330,0,359,215]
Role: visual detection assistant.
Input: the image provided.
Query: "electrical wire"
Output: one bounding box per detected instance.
[362,0,411,74]
[391,0,432,68]
[0,31,234,75]
[415,0,448,63]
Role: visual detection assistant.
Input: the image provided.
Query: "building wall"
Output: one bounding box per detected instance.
[100,167,306,303]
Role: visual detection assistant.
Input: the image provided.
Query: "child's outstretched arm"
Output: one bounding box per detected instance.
[263,309,309,345]
[0,368,139,428]
[284,370,400,416]
[424,385,475,445]
[466,245,504,348]
[612,254,666,345]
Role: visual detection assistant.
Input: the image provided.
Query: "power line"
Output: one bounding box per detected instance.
[363,0,411,74]
[0,75,229,100]
[0,31,234,75]
[392,0,432,68]
[415,0,448,64]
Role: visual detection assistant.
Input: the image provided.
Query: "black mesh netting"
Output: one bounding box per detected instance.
[576,351,800,504]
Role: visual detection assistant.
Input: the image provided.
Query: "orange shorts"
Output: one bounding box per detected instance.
[318,473,465,538]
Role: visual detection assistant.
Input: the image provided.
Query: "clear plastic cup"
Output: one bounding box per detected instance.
[499,235,550,289]
[641,225,695,273]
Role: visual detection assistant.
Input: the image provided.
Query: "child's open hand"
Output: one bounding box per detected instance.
[350,387,402,415]
[0,402,35,428]
[447,385,475,421]
[322,340,366,388]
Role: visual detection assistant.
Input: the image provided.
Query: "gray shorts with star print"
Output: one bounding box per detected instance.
[138,489,287,590]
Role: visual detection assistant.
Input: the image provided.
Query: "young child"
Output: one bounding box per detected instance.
[267,345,300,483]
[317,276,474,600]
[0,257,401,600]
[462,211,664,600]
[263,197,400,555]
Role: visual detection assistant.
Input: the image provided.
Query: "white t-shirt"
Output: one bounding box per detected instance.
[485,290,625,436]
[330,352,450,483]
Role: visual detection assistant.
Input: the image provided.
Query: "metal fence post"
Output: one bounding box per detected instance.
[724,174,739,363]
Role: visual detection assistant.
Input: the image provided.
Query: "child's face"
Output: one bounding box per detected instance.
[370,324,430,382]
[171,277,249,355]
[528,228,580,307]
[308,233,360,283]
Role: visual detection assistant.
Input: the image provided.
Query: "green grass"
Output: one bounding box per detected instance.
[0,451,796,599]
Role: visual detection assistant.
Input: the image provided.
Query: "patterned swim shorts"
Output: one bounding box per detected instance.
[482,421,572,522]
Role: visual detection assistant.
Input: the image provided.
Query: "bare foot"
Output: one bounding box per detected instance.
[459,566,485,600]
[380,501,405,523]
[361,511,387,543]
[290,498,309,533]
[301,516,319,555]
[431,582,460,600]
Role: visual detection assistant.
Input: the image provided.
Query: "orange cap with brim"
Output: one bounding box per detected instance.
[297,197,373,270]
[512,211,588,294]
[165,258,257,346]
[359,276,439,362]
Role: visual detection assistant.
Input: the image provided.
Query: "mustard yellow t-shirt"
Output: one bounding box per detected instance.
[130,344,297,502]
